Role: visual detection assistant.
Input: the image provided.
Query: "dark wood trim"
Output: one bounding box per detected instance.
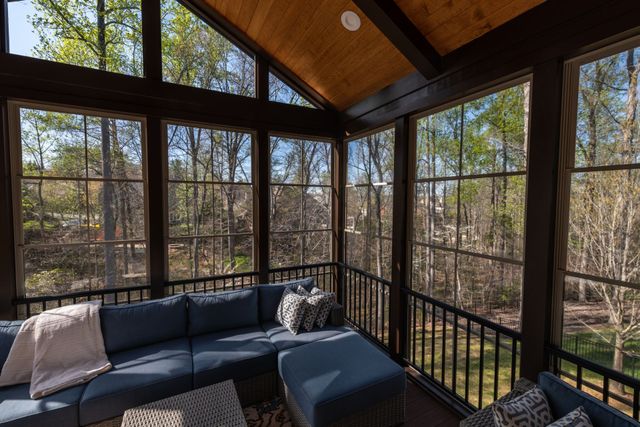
[257,128,270,284]
[142,0,162,81]
[0,0,7,54]
[182,0,335,112]
[0,53,339,137]
[353,0,440,79]
[520,59,563,381]
[333,136,346,304]
[0,98,16,319]
[146,116,166,299]
[389,115,410,362]
[343,0,640,134]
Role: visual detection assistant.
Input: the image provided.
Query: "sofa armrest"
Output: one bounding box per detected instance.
[329,303,344,326]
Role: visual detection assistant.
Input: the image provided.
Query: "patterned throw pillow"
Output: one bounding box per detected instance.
[295,286,319,331]
[492,387,553,427]
[275,288,307,335]
[310,287,336,328]
[547,407,593,427]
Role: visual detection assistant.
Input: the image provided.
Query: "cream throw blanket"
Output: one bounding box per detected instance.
[0,302,112,399]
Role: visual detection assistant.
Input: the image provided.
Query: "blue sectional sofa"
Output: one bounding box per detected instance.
[0,279,404,427]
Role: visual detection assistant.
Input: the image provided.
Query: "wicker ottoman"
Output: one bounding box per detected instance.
[278,331,406,427]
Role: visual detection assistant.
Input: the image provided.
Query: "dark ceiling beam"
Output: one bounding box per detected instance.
[353,0,441,80]
[182,0,337,112]
[343,0,640,134]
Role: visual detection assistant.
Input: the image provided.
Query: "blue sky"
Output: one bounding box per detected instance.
[8,0,38,56]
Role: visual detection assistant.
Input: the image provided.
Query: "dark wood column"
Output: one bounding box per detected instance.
[333,135,346,302]
[0,0,7,54]
[520,59,564,380]
[0,98,16,319]
[142,0,162,81]
[256,58,270,283]
[389,115,411,362]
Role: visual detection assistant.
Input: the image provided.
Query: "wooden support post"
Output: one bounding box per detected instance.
[0,0,7,54]
[146,117,166,300]
[0,98,16,319]
[520,59,563,380]
[256,58,270,284]
[389,115,411,362]
[333,136,346,303]
[142,0,162,81]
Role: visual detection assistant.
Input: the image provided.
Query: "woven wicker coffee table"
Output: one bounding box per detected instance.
[121,380,248,427]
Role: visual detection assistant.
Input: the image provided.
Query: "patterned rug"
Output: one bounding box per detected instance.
[243,397,292,427]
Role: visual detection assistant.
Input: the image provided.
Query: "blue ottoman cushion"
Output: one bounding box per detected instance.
[192,326,277,388]
[0,383,84,427]
[0,321,23,371]
[538,372,638,427]
[278,331,406,426]
[100,294,188,353]
[79,338,193,425]
[262,321,349,351]
[258,278,315,322]
[188,289,258,336]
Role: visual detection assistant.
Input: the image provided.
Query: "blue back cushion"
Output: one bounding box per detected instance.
[258,278,315,322]
[100,294,187,354]
[538,372,638,427]
[187,288,258,336]
[0,320,23,370]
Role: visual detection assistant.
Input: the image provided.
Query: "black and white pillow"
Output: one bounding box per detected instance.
[295,286,323,331]
[492,387,553,427]
[310,287,336,328]
[275,287,307,335]
[547,407,593,427]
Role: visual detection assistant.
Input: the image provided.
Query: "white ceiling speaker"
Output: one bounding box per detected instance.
[341,10,361,32]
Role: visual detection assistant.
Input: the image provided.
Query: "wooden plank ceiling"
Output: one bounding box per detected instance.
[203,0,544,110]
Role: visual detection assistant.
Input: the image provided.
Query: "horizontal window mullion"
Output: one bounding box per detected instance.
[414,170,526,183]
[566,163,640,174]
[411,240,523,266]
[562,270,640,291]
[269,183,332,188]
[270,228,332,234]
[19,175,144,183]
[344,230,392,240]
[20,239,147,250]
[345,182,393,188]
[167,179,253,186]
[168,232,254,240]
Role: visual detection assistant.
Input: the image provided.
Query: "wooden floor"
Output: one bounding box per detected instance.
[405,380,462,427]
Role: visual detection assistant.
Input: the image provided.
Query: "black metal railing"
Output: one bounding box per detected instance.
[549,346,640,420]
[14,285,151,319]
[405,288,522,411]
[269,262,337,293]
[165,271,260,295]
[342,264,391,350]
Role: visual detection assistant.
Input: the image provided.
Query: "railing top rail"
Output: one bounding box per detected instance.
[548,345,640,390]
[268,262,337,273]
[340,263,392,286]
[165,271,259,286]
[13,284,151,305]
[403,287,522,339]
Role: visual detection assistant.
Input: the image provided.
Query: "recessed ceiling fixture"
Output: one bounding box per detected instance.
[341,10,361,32]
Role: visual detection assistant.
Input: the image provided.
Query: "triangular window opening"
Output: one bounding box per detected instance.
[161,0,255,97]
[269,72,316,109]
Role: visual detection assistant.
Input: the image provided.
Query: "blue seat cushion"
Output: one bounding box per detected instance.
[538,372,638,427]
[278,331,406,426]
[192,326,277,388]
[262,320,349,351]
[187,289,258,336]
[0,383,84,427]
[100,294,187,353]
[0,321,23,371]
[79,338,193,425]
[258,278,315,322]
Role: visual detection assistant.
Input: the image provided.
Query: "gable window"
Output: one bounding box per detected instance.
[11,104,148,299]
[270,136,332,267]
[166,123,254,280]
[345,127,394,279]
[161,0,255,97]
[7,0,142,76]
[269,72,316,108]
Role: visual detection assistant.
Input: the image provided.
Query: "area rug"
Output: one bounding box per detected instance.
[243,397,292,427]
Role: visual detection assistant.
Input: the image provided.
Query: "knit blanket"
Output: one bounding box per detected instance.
[0,302,111,399]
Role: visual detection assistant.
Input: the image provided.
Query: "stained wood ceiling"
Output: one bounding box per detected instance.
[203,0,544,110]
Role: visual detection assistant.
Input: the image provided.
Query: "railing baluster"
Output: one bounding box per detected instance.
[603,377,610,404]
[421,299,426,373]
[452,313,458,394]
[494,332,500,401]
[479,324,485,409]
[431,303,436,378]
[634,388,639,420]
[510,337,517,389]
[412,296,417,365]
[576,365,583,390]
[441,308,447,385]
